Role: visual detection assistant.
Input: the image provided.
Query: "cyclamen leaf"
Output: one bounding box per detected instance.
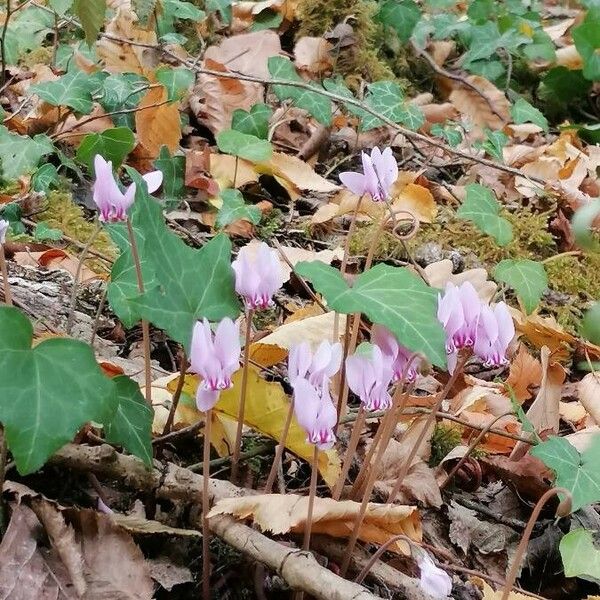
[216,129,273,162]
[573,7,600,81]
[0,306,117,474]
[456,183,513,246]
[268,56,332,126]
[76,127,136,170]
[153,145,185,204]
[3,6,53,65]
[34,221,62,241]
[581,302,600,346]
[73,0,106,45]
[31,70,102,115]
[494,259,547,314]
[531,434,600,512]
[32,163,60,193]
[232,103,272,139]
[510,97,549,132]
[104,375,153,467]
[0,127,54,180]
[560,529,600,581]
[49,0,74,16]
[294,262,446,367]
[216,189,261,228]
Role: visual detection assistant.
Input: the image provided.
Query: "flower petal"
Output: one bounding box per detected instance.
[142,170,163,194]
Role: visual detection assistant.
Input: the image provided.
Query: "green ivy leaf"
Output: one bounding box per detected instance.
[73,0,107,45]
[251,9,283,31]
[76,127,136,170]
[132,0,158,26]
[216,129,273,162]
[475,129,508,161]
[376,0,421,42]
[31,70,103,115]
[34,221,62,242]
[153,145,185,205]
[216,189,261,228]
[49,0,74,16]
[156,66,195,101]
[232,103,272,139]
[360,81,405,131]
[430,123,463,146]
[206,0,232,24]
[104,375,153,467]
[3,6,53,65]
[560,529,600,581]
[397,103,425,130]
[268,57,332,126]
[98,73,148,129]
[456,183,513,246]
[581,302,600,346]
[531,434,600,512]
[494,259,547,314]
[510,97,549,132]
[541,67,592,104]
[0,127,53,180]
[572,198,600,251]
[0,306,117,474]
[294,262,446,367]
[31,163,60,193]
[573,7,600,81]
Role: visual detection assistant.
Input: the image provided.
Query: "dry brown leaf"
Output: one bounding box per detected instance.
[423,260,497,303]
[515,157,561,197]
[53,104,115,145]
[209,494,421,553]
[504,344,543,402]
[210,154,258,188]
[135,85,181,158]
[512,310,576,361]
[261,152,339,193]
[578,372,600,425]
[185,148,220,195]
[560,400,587,424]
[147,557,193,592]
[555,45,583,70]
[473,577,543,599]
[449,76,510,137]
[13,249,101,282]
[294,36,333,74]
[275,244,343,281]
[111,514,201,537]
[391,183,437,223]
[97,8,159,73]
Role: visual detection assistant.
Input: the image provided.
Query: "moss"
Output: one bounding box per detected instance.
[429,424,462,467]
[256,207,284,240]
[37,191,117,272]
[21,47,53,68]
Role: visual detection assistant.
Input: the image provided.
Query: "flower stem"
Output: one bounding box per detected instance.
[162,350,187,436]
[202,409,213,600]
[354,533,415,584]
[66,220,101,335]
[233,156,239,188]
[331,405,365,500]
[303,444,319,551]
[126,218,152,406]
[0,244,12,306]
[264,397,294,494]
[501,487,571,600]
[231,308,254,483]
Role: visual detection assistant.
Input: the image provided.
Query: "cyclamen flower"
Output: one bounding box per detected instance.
[232,242,285,311]
[474,302,515,368]
[0,219,9,244]
[288,340,343,388]
[346,343,394,411]
[92,154,163,223]
[190,318,241,411]
[416,552,453,599]
[292,378,338,450]
[371,324,420,383]
[339,147,398,202]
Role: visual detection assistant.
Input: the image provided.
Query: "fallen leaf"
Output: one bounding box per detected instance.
[147,557,193,592]
[13,249,101,282]
[260,152,339,193]
[294,36,333,74]
[423,259,497,302]
[504,344,543,402]
[512,310,576,361]
[578,373,600,425]
[471,576,539,599]
[209,493,421,553]
[185,148,220,195]
[391,183,437,223]
[111,514,201,537]
[209,153,258,189]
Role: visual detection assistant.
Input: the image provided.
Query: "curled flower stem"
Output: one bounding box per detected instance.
[440,410,514,490]
[231,308,254,483]
[354,533,415,584]
[66,220,102,335]
[303,444,319,552]
[386,355,466,505]
[126,218,152,406]
[501,487,571,600]
[202,409,213,600]
[0,243,12,307]
[332,405,366,500]
[263,397,294,494]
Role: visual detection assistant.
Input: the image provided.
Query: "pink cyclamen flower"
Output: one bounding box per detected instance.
[371,324,420,383]
[288,341,343,387]
[231,242,285,311]
[92,154,163,223]
[190,318,241,411]
[416,552,452,599]
[473,302,515,367]
[292,378,338,450]
[346,343,394,411]
[339,146,398,202]
[0,219,9,244]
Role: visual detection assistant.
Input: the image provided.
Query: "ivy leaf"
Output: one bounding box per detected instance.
[268,57,332,126]
[34,221,62,242]
[104,375,153,467]
[153,145,185,205]
[216,189,261,228]
[31,163,60,193]
[156,66,195,101]
[456,183,513,246]
[360,81,405,131]
[572,198,600,252]
[581,302,600,346]
[76,127,136,170]
[216,129,273,162]
[251,9,282,31]
[376,0,421,42]
[31,70,102,115]
[560,529,600,581]
[510,97,549,132]
[397,103,424,130]
[295,262,446,367]
[573,7,600,81]
[430,122,463,146]
[3,6,53,65]
[475,129,508,161]
[531,434,600,512]
[98,73,148,129]
[49,0,74,15]
[0,127,53,180]
[73,0,107,45]
[116,171,240,351]
[232,103,272,139]
[0,306,117,474]
[206,0,232,24]
[132,0,158,25]
[494,259,547,314]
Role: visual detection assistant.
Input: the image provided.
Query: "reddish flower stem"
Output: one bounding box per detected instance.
[263,397,294,494]
[0,244,11,306]
[303,444,320,551]
[202,409,213,600]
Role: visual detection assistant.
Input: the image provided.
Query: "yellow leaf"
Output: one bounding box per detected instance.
[168,368,341,487]
[391,183,437,223]
[471,577,545,599]
[208,494,421,553]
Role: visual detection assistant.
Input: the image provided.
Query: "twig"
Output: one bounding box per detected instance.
[331,406,365,500]
[161,351,187,436]
[264,397,294,493]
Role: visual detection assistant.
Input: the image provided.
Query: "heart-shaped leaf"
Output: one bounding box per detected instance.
[376,0,420,42]
[153,145,186,205]
[31,70,104,115]
[216,189,262,228]
[457,183,513,246]
[0,127,53,179]
[76,127,136,170]
[494,259,547,314]
[510,97,548,132]
[156,66,195,101]
[0,307,117,474]
[232,103,272,139]
[216,129,273,163]
[295,262,446,367]
[560,529,600,581]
